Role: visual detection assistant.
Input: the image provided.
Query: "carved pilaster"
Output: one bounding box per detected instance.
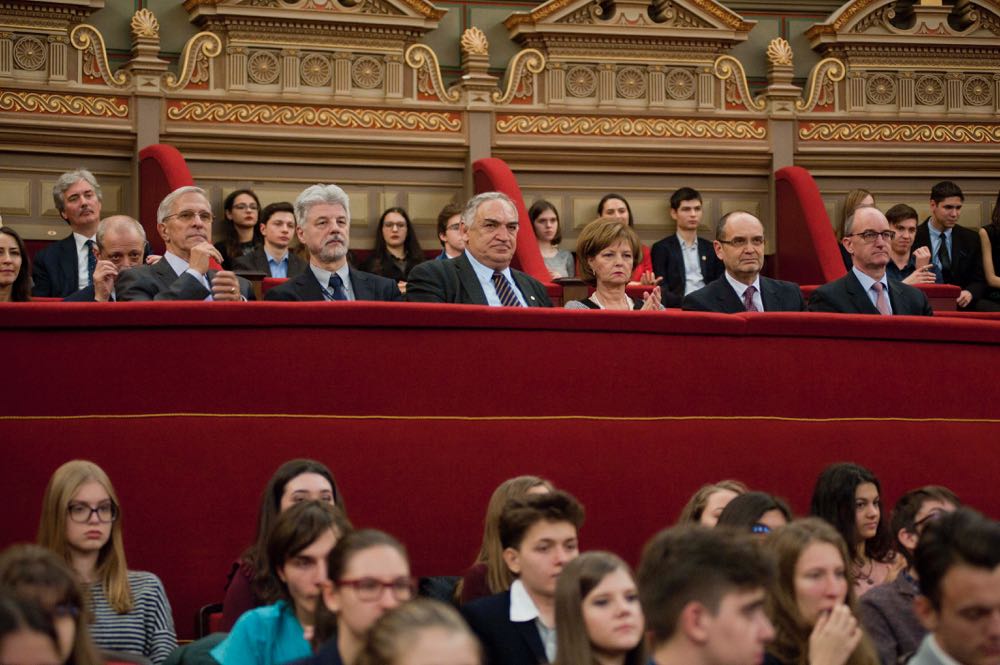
[546,62,565,105]
[125,9,169,95]
[698,66,714,109]
[0,33,12,79]
[898,71,915,111]
[333,51,352,96]
[281,49,299,93]
[227,46,247,91]
[847,71,865,111]
[649,65,665,105]
[946,72,963,111]
[760,40,799,117]
[385,54,403,99]
[994,74,1000,113]
[47,35,68,85]
[598,64,615,107]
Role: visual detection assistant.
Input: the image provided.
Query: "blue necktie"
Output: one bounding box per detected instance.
[85,239,97,286]
[329,273,348,301]
[492,271,522,307]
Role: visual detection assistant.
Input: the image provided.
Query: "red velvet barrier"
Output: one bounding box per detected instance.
[138,144,195,256]
[775,166,847,284]
[3,303,999,638]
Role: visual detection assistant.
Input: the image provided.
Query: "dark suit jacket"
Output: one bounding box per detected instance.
[461,592,547,665]
[405,253,552,307]
[264,266,402,302]
[649,235,724,307]
[63,285,98,302]
[808,270,932,316]
[682,275,805,313]
[31,233,82,298]
[116,258,255,301]
[232,246,307,279]
[913,220,985,305]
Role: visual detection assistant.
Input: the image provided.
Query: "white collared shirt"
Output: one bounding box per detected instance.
[164,251,212,301]
[73,232,96,289]
[679,236,705,295]
[465,250,526,306]
[926,634,963,665]
[725,271,763,311]
[309,264,354,301]
[852,267,893,314]
[509,580,556,662]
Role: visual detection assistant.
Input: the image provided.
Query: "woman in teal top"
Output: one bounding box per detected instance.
[213,501,352,665]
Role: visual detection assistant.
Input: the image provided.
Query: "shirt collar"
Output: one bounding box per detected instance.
[309,263,350,288]
[931,225,951,240]
[927,634,963,665]
[852,266,888,292]
[509,579,540,622]
[265,249,288,265]
[163,251,189,277]
[724,271,761,297]
[465,249,514,282]
[72,232,95,253]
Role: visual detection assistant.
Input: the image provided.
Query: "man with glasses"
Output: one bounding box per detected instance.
[682,210,804,312]
[64,216,147,302]
[118,186,254,301]
[809,206,932,315]
[435,202,465,261]
[407,192,552,306]
[860,486,960,665]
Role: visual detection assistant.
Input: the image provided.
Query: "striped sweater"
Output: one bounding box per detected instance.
[88,570,177,664]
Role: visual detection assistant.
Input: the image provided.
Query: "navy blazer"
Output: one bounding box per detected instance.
[232,246,308,279]
[913,220,985,305]
[682,275,805,313]
[405,253,551,307]
[808,270,932,316]
[461,591,548,665]
[264,266,402,302]
[31,234,82,298]
[649,234,724,307]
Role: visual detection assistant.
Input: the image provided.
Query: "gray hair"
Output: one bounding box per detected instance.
[715,210,760,241]
[461,192,517,230]
[96,215,146,250]
[295,184,351,228]
[157,186,208,225]
[52,169,102,213]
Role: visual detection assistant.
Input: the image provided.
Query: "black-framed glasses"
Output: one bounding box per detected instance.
[164,210,213,224]
[718,236,765,247]
[751,523,772,534]
[232,203,259,212]
[846,230,895,243]
[67,501,118,524]
[337,576,415,601]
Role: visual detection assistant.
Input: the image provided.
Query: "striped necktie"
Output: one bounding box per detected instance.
[492,271,522,307]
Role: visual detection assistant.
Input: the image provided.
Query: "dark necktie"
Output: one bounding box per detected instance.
[492,271,522,307]
[937,233,952,282]
[328,273,348,301]
[85,239,97,286]
[743,285,759,312]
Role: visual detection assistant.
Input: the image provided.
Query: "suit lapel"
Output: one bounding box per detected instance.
[666,237,684,294]
[253,248,270,274]
[511,271,543,307]
[454,254,488,305]
[512,619,547,665]
[349,268,372,301]
[845,271,879,314]
[58,236,80,293]
[302,269,326,300]
[152,257,180,288]
[697,237,714,280]
[718,279,746,314]
[760,277,777,312]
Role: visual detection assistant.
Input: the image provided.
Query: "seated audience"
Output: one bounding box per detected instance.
[809,463,901,597]
[676,480,748,526]
[435,203,465,261]
[859,486,960,665]
[216,189,262,270]
[64,216,146,302]
[529,201,574,279]
[232,202,308,279]
[763,518,879,665]
[31,169,103,298]
[914,181,995,311]
[117,186,253,301]
[809,206,932,315]
[552,551,645,665]
[596,194,657,285]
[212,501,350,665]
[0,592,64,665]
[462,490,585,665]
[0,544,103,665]
[839,189,876,270]
[978,190,1000,308]
[650,187,724,307]
[265,185,401,302]
[456,476,553,605]
[885,204,939,285]
[682,211,805,312]
[37,460,177,663]
[359,207,426,294]
[0,226,30,302]
[301,529,414,665]
[222,459,346,631]
[406,192,552,307]
[716,491,792,536]
[355,599,481,665]
[636,524,775,665]
[910,508,1000,665]
[565,217,663,310]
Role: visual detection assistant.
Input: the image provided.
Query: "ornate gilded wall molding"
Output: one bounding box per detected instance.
[166,100,462,132]
[0,90,129,118]
[404,43,461,103]
[69,24,131,89]
[799,121,1000,143]
[163,32,223,91]
[495,113,767,140]
[796,57,845,112]
[492,49,545,105]
[713,55,765,111]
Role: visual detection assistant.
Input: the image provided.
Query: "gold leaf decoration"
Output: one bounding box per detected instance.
[796,58,845,112]
[162,32,223,91]
[495,114,767,140]
[404,44,461,103]
[0,91,129,118]
[131,8,160,40]
[69,24,131,89]
[460,27,489,57]
[492,49,545,105]
[799,122,1000,143]
[766,38,793,67]
[712,55,766,111]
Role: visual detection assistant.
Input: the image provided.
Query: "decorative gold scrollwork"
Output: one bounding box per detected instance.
[796,58,846,112]
[492,49,545,105]
[712,55,765,111]
[69,24,131,89]
[162,32,222,92]
[404,44,461,103]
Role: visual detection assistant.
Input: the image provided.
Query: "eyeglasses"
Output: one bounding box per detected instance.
[67,501,118,524]
[445,224,461,232]
[383,222,406,231]
[164,210,213,224]
[337,577,415,601]
[232,204,259,212]
[751,523,772,534]
[718,236,765,247]
[845,230,895,243]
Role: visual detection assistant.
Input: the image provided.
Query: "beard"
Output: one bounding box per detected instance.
[318,236,348,263]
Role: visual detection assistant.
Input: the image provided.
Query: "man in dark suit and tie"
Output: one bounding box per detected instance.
[406,192,552,307]
[682,211,805,313]
[809,206,932,316]
[913,181,995,311]
[31,169,103,298]
[64,216,147,302]
[650,187,724,307]
[265,184,401,302]
[232,202,307,279]
[117,186,254,301]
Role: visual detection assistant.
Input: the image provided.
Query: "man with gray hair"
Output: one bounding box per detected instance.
[32,168,104,297]
[64,215,147,302]
[406,192,552,306]
[265,184,401,301]
[117,186,253,301]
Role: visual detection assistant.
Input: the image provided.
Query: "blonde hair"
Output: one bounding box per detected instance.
[839,189,874,240]
[357,599,480,665]
[575,217,643,286]
[676,480,748,524]
[36,460,133,614]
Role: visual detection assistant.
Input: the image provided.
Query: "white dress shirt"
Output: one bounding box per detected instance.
[465,251,527,306]
[509,580,555,662]
[73,232,96,289]
[852,267,893,314]
[725,271,763,311]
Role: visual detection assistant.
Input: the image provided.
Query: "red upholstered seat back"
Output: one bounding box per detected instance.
[261,277,287,296]
[138,144,196,255]
[774,166,847,284]
[472,158,551,284]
